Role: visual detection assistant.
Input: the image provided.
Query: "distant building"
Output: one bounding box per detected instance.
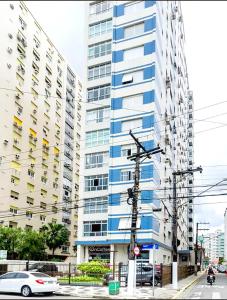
[203,230,224,262]
[224,208,227,261]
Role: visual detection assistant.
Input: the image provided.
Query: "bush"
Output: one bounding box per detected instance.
[77,260,110,278]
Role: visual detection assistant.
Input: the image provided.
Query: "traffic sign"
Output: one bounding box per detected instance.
[134,246,140,256]
[141,244,159,250]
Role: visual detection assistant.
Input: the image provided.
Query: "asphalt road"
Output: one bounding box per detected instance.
[182,273,227,299]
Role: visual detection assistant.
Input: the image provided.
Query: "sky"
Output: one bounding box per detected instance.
[26,1,227,234]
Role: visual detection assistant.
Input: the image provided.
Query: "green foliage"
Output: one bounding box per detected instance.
[0,227,22,258]
[219,257,224,265]
[41,222,69,255]
[59,275,103,283]
[17,230,46,260]
[77,260,110,278]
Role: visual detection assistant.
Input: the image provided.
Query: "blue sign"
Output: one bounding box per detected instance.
[141,244,159,250]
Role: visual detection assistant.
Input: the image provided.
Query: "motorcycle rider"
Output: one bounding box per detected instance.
[207,265,215,283]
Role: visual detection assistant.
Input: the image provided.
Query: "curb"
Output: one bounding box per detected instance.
[171,272,205,299]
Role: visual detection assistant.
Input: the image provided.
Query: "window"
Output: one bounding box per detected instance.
[122,70,143,84]
[26,211,32,219]
[125,1,144,14]
[88,63,111,80]
[87,85,110,102]
[10,207,18,214]
[124,46,144,61]
[122,118,142,132]
[89,1,112,15]
[27,197,34,205]
[123,94,143,110]
[85,129,109,147]
[86,107,110,124]
[85,174,108,191]
[89,19,112,38]
[85,152,108,169]
[10,191,19,200]
[121,169,135,181]
[88,41,111,59]
[84,197,108,214]
[121,144,137,157]
[118,217,141,229]
[124,22,144,38]
[84,220,107,236]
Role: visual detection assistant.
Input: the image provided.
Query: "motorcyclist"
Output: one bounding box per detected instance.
[207,265,215,282]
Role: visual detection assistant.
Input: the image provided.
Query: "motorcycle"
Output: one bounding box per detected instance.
[207,274,214,285]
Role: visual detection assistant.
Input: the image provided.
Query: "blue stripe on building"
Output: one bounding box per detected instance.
[109,193,121,206]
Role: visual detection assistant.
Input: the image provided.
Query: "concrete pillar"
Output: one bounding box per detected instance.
[110,244,115,265]
[76,245,82,264]
[85,246,89,261]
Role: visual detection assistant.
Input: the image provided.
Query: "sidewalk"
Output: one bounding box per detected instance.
[56,271,204,299]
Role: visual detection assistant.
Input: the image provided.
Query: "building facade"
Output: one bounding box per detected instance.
[77,0,194,264]
[225,208,227,261]
[203,230,224,262]
[0,1,82,258]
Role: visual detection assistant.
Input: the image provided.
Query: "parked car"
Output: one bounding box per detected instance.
[0,271,59,297]
[217,265,226,273]
[104,264,161,286]
[26,263,58,275]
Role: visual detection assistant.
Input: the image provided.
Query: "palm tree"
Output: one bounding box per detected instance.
[41,223,69,256]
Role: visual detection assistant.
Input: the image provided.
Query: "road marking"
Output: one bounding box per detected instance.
[212,292,221,299]
[196,285,224,289]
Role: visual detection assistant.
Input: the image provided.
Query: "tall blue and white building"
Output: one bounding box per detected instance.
[77,1,194,265]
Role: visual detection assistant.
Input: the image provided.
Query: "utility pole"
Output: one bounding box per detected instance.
[195,222,209,276]
[172,166,202,289]
[127,130,164,296]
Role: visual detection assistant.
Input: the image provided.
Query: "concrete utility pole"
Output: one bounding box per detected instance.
[172,166,202,289]
[195,222,209,276]
[127,130,164,296]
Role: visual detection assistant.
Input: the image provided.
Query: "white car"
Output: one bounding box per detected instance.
[0,271,59,297]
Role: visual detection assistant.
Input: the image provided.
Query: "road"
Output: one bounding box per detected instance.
[182,273,227,299]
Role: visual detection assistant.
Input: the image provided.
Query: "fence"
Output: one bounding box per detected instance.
[0,261,195,287]
[160,264,195,286]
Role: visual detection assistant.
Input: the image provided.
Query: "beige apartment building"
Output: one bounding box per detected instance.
[0,1,82,259]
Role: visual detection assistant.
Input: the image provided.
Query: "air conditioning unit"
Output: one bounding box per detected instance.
[29,134,33,138]
[18,126,22,131]
[4,140,8,145]
[29,148,33,153]
[7,63,12,69]
[14,139,18,144]
[164,178,170,183]
[33,120,37,125]
[31,164,34,168]
[15,154,20,159]
[54,165,57,169]
[33,109,37,114]
[171,13,176,20]
[15,93,21,99]
[44,171,47,175]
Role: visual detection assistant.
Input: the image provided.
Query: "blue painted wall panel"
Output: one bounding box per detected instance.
[144,41,155,55]
[144,16,156,32]
[144,66,155,80]
[110,145,121,158]
[109,169,121,182]
[113,4,124,17]
[141,164,153,179]
[108,218,120,231]
[145,0,156,8]
[142,140,154,150]
[110,121,122,134]
[113,27,124,41]
[143,90,155,104]
[142,115,154,129]
[141,190,153,204]
[112,74,123,87]
[112,50,124,63]
[141,215,152,230]
[109,194,121,206]
[111,97,123,110]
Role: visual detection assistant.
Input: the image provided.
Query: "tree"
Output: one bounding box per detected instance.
[41,223,69,256]
[0,227,22,259]
[17,230,46,260]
